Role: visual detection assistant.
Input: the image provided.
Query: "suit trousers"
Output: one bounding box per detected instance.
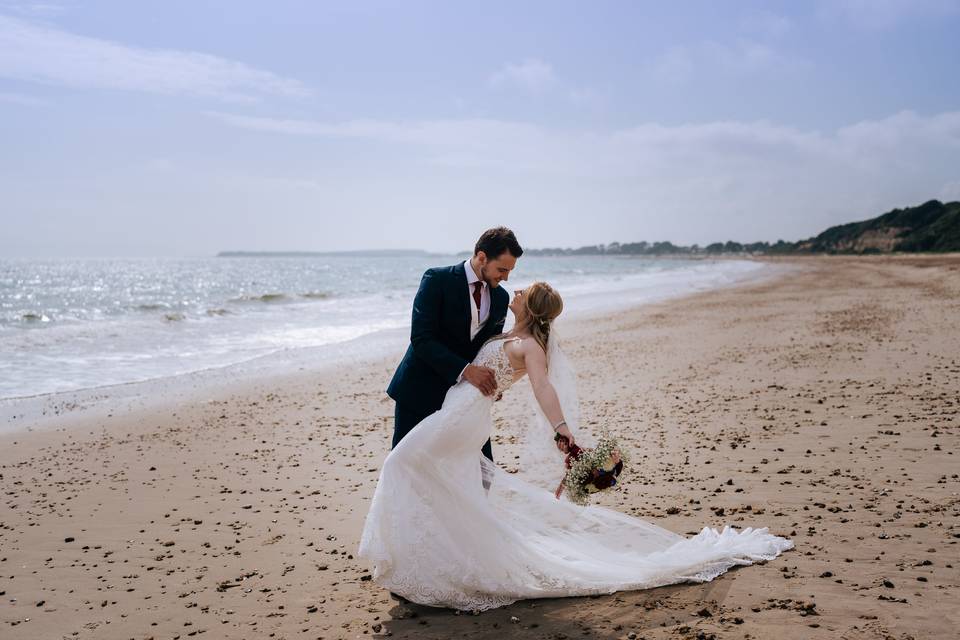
[392,401,494,463]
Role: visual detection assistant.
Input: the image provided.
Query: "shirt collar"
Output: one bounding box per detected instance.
[463,259,485,288]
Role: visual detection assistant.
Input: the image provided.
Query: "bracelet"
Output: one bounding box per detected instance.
[552,420,567,432]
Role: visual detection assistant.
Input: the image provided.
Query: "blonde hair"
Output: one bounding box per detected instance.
[521,281,563,353]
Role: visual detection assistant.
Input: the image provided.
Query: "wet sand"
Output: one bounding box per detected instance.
[1,255,958,639]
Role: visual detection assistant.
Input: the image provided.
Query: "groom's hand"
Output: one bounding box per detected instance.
[463,365,497,396]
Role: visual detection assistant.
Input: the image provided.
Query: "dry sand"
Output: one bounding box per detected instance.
[1,255,958,640]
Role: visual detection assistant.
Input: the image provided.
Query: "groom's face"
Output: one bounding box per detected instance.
[477,251,517,288]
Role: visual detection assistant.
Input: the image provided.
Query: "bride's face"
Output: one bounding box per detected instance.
[509,288,525,318]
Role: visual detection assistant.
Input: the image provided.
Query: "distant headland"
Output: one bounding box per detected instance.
[524,199,959,256]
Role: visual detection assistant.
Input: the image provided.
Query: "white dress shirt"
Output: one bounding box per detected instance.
[464,258,491,340]
[458,259,490,382]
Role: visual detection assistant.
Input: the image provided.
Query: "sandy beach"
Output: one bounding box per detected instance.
[1,255,958,640]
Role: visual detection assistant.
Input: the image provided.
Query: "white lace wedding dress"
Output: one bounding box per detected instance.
[358,335,793,611]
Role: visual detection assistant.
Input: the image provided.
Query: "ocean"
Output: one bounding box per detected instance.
[0,254,772,400]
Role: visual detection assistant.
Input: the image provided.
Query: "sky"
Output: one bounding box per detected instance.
[1,0,959,257]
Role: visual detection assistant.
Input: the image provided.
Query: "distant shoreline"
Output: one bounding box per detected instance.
[217,198,959,258]
[216,249,444,258]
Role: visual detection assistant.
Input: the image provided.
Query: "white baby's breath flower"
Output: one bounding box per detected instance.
[561,432,629,505]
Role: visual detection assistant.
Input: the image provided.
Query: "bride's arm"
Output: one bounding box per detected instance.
[524,340,576,445]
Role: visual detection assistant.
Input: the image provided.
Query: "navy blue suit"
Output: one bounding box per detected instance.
[387,262,508,462]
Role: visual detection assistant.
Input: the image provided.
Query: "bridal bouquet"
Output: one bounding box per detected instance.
[553,432,627,505]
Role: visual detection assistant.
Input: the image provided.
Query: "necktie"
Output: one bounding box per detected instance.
[472,281,483,312]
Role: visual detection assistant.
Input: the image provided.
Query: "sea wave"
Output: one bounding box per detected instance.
[229,293,290,304]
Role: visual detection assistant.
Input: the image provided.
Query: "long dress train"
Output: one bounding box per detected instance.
[358,336,793,611]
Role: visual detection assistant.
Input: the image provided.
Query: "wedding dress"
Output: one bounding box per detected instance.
[358,334,793,611]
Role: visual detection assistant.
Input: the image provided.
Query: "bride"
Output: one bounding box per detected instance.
[358,282,793,611]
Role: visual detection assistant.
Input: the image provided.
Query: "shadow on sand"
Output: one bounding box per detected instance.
[375,571,740,639]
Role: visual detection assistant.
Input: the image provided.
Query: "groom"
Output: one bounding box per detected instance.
[387,227,523,462]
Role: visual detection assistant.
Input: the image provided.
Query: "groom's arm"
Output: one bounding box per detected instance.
[410,269,470,385]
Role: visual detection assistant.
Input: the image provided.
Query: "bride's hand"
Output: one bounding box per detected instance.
[555,423,575,447]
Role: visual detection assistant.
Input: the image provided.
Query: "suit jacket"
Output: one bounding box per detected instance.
[387,262,509,416]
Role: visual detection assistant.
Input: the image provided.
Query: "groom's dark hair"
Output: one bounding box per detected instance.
[475,227,523,259]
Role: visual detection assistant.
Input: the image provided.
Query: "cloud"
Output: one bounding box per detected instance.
[565,86,607,109]
[488,58,557,93]
[706,40,784,74]
[939,178,960,200]
[739,11,793,38]
[0,90,47,105]
[0,14,311,100]
[205,110,546,162]
[486,57,607,109]
[650,38,807,84]
[209,108,960,174]
[819,0,960,30]
[649,46,695,84]
[0,2,70,18]
[208,108,960,239]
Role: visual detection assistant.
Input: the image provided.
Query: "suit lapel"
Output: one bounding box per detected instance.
[452,261,472,342]
[489,286,507,330]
